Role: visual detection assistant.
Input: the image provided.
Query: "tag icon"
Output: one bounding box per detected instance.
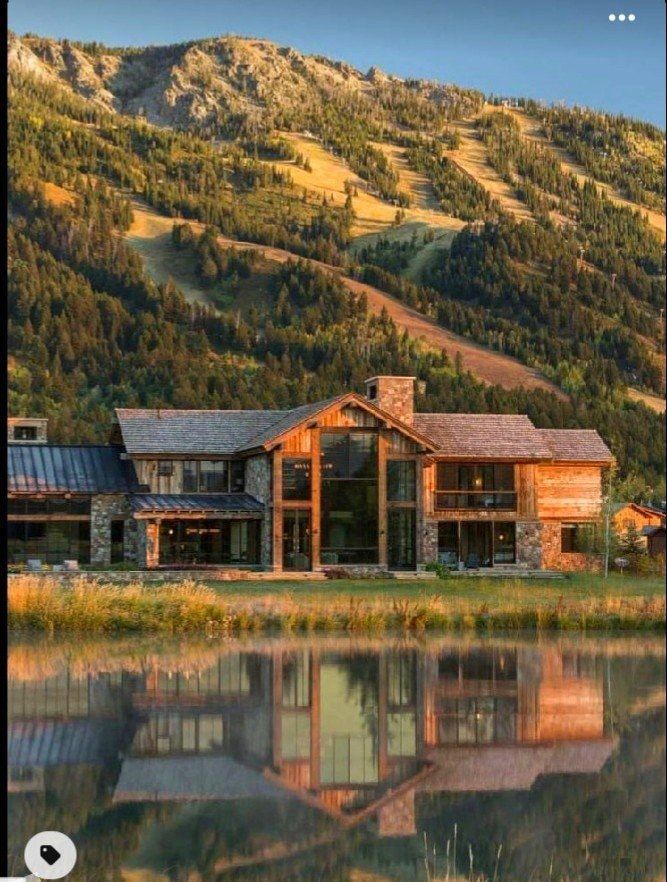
[40,845,61,866]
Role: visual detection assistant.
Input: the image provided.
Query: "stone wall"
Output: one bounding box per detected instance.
[90,494,132,567]
[243,454,272,568]
[541,521,602,572]
[516,520,543,569]
[421,520,439,566]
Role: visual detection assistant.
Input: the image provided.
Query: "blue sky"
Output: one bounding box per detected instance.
[8,0,666,125]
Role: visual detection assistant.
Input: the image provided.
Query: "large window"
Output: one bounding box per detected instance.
[561,523,597,553]
[437,521,516,566]
[182,461,244,493]
[435,463,516,510]
[159,519,260,566]
[7,497,90,516]
[282,458,311,500]
[14,426,37,440]
[321,432,378,565]
[7,521,91,564]
[387,460,416,502]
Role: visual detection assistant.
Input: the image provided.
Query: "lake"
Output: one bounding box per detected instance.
[7,633,666,882]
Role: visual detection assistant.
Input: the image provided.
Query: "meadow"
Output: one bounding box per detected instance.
[8,573,665,635]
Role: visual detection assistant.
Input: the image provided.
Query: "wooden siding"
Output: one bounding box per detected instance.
[536,465,603,520]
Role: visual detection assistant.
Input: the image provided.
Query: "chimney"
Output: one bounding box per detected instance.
[364,376,416,425]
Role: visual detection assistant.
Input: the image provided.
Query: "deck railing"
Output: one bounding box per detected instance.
[434,491,517,511]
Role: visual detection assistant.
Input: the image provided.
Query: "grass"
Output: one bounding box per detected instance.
[8,573,665,635]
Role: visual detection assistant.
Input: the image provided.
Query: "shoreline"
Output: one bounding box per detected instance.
[8,574,665,636]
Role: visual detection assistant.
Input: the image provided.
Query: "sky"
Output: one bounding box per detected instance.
[8,0,666,125]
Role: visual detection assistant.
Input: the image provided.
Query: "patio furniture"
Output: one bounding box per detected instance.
[27,559,42,572]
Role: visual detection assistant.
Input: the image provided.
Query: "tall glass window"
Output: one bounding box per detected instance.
[182,461,243,493]
[387,460,416,502]
[282,458,311,500]
[321,432,378,565]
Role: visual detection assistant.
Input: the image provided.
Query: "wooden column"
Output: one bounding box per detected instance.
[378,431,388,567]
[311,429,321,570]
[416,456,424,567]
[271,651,283,770]
[145,519,161,568]
[517,464,537,519]
[272,448,283,571]
[377,653,388,781]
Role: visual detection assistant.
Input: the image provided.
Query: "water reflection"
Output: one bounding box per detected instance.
[7,635,665,881]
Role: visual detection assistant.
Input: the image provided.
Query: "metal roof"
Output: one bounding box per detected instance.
[131,493,265,514]
[8,720,125,767]
[7,444,140,494]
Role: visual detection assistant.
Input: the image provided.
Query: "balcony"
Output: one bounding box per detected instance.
[434,491,517,511]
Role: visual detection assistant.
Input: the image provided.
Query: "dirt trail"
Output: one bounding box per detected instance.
[125,197,564,397]
[508,108,666,241]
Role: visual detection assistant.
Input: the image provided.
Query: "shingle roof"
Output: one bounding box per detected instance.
[539,430,614,463]
[413,414,552,460]
[131,493,264,514]
[115,400,341,455]
[7,444,139,493]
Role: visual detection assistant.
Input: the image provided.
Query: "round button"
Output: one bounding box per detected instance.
[24,832,77,879]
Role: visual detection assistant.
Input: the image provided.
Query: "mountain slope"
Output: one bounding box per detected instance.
[7,30,666,496]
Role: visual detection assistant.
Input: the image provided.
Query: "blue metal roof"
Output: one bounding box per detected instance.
[131,493,265,514]
[7,444,140,494]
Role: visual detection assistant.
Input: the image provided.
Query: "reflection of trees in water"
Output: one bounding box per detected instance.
[418,707,666,882]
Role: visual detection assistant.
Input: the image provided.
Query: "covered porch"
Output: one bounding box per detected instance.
[132,494,266,569]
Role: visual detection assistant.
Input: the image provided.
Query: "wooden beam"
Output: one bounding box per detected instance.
[311,428,321,570]
[378,430,388,567]
[272,448,284,571]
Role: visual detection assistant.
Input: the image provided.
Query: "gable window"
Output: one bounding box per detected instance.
[283,458,311,500]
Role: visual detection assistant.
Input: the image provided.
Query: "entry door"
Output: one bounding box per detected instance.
[283,510,311,570]
[460,522,493,568]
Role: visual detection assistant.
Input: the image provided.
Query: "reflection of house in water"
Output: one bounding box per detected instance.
[7,669,134,797]
[8,642,615,872]
[107,644,613,842]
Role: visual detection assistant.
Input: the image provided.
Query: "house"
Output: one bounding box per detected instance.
[612,502,665,548]
[6,376,614,572]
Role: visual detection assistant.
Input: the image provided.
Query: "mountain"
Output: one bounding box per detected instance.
[7,31,666,498]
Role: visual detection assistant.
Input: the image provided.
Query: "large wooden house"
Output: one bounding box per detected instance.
[7,377,614,572]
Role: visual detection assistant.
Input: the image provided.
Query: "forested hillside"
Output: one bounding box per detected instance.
[7,31,666,499]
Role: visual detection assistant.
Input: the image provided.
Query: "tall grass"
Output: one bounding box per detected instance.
[8,575,666,635]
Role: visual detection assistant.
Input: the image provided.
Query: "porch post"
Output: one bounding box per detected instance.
[145,518,161,568]
[311,428,321,570]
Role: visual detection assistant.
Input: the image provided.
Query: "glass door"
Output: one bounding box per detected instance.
[460,522,493,568]
[388,509,416,570]
[283,510,311,570]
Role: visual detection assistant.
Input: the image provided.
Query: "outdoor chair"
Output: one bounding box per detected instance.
[26,559,42,572]
[465,553,480,569]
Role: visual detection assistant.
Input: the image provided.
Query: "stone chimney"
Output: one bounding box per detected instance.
[7,417,48,443]
[364,376,416,425]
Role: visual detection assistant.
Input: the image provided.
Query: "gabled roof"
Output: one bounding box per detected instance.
[539,429,614,463]
[7,444,139,494]
[413,414,552,461]
[612,501,664,517]
[115,394,436,456]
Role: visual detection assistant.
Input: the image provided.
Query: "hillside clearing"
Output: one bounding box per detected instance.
[273,132,464,241]
[446,117,535,222]
[628,388,666,414]
[508,108,666,241]
[124,196,564,397]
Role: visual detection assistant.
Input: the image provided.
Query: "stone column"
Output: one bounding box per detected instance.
[422,520,439,565]
[90,494,130,567]
[145,519,161,569]
[516,520,543,569]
